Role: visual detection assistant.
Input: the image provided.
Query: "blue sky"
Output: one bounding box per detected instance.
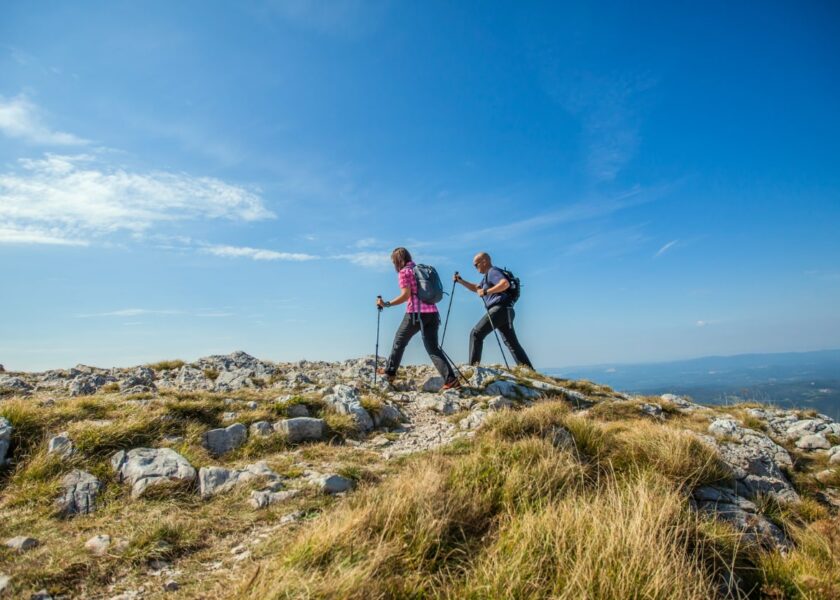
[1,0,839,371]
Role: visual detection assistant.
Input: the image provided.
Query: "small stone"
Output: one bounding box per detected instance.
[245,401,258,410]
[111,448,196,498]
[249,421,273,436]
[47,432,75,458]
[421,376,444,392]
[222,411,238,421]
[85,534,111,555]
[815,469,837,484]
[249,489,300,509]
[4,536,38,551]
[0,417,12,466]
[286,404,310,418]
[202,423,248,456]
[163,580,180,592]
[0,574,10,594]
[485,380,541,400]
[274,417,326,443]
[318,474,354,494]
[57,469,102,516]
[30,590,52,600]
[639,403,663,418]
[796,434,831,451]
[708,419,740,438]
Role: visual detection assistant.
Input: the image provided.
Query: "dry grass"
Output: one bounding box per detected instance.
[237,401,744,600]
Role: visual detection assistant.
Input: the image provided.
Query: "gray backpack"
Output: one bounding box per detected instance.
[413,264,444,304]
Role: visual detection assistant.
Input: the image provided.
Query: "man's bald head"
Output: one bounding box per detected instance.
[473,252,492,274]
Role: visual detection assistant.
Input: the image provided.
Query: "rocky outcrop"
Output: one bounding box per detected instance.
[692,485,788,548]
[0,375,32,395]
[322,385,374,432]
[706,418,798,502]
[111,448,196,498]
[69,374,115,397]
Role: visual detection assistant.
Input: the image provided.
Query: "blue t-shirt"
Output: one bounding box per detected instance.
[481,267,511,308]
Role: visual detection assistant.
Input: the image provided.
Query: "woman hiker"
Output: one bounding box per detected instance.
[376,247,460,390]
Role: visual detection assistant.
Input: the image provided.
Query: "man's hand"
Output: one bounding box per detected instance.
[477,288,486,297]
[453,271,461,282]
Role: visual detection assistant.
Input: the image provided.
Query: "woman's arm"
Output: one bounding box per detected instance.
[377,287,411,308]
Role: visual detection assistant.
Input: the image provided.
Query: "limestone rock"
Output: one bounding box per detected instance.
[111,448,196,498]
[47,432,74,458]
[57,470,102,516]
[0,375,31,394]
[317,474,354,494]
[250,488,300,509]
[249,421,273,437]
[322,385,374,431]
[485,380,541,400]
[0,417,11,465]
[469,366,507,388]
[4,536,38,551]
[85,534,111,555]
[373,404,403,428]
[796,434,831,450]
[421,376,444,392]
[274,417,326,443]
[68,374,114,396]
[202,423,248,456]
[692,485,789,549]
[417,394,458,415]
[705,419,798,502]
[639,403,663,418]
[199,462,280,498]
[0,573,9,594]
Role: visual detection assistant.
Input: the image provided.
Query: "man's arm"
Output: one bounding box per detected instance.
[483,277,510,296]
[454,272,480,293]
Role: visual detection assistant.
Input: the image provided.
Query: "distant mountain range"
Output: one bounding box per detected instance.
[546,349,840,421]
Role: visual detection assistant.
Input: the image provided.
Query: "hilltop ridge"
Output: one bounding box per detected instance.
[1,352,839,598]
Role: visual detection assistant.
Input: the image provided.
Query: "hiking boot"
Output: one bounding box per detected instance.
[376,368,395,383]
[441,378,461,391]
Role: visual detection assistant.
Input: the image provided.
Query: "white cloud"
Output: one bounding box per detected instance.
[333,251,390,269]
[78,308,182,318]
[654,239,679,258]
[0,154,274,244]
[0,95,89,146]
[203,244,319,261]
[0,224,89,246]
[353,237,377,248]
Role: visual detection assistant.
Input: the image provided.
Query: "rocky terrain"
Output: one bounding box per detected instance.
[1,352,839,598]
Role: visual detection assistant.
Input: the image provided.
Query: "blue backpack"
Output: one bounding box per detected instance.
[413,264,444,304]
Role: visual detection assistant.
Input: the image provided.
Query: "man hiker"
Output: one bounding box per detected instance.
[454,252,534,370]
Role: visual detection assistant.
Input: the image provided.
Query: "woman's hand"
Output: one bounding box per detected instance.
[376,296,386,308]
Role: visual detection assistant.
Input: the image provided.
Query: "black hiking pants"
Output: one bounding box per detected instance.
[385,312,455,381]
[469,305,534,369]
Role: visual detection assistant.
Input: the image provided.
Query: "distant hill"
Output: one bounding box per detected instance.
[547,349,840,420]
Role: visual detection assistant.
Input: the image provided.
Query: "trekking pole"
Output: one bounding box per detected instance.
[374,296,383,385]
[481,295,511,370]
[440,274,457,346]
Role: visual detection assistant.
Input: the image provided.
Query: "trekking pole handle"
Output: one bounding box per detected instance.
[376,295,383,310]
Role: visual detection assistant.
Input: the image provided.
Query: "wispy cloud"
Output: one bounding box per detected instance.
[447,186,655,244]
[0,224,89,246]
[77,308,182,318]
[0,153,273,245]
[654,239,679,258]
[543,71,655,182]
[0,94,89,146]
[332,251,390,269]
[203,244,319,261]
[353,237,377,249]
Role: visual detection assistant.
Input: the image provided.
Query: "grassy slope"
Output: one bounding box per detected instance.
[1,374,839,598]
